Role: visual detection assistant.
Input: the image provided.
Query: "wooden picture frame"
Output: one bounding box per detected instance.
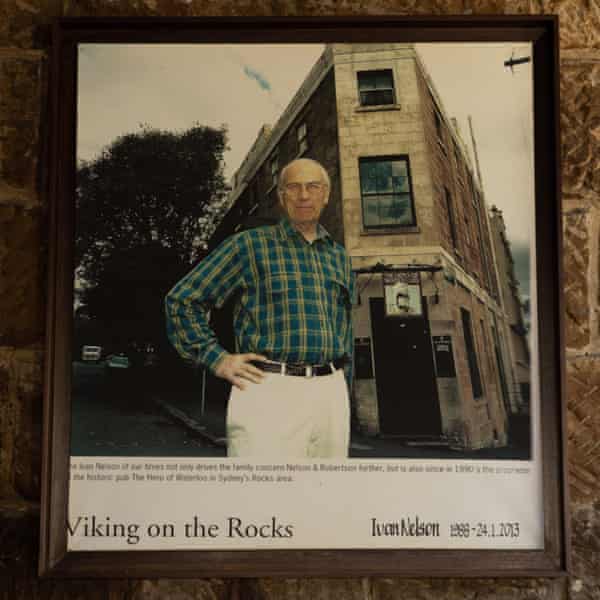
[40,15,568,578]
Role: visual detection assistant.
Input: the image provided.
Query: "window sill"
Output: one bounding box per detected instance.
[360,226,420,236]
[355,103,401,113]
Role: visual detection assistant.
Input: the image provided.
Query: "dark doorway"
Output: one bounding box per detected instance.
[369,297,442,437]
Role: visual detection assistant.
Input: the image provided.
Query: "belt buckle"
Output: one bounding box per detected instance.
[305,365,312,377]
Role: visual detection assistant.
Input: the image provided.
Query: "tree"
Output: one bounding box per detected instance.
[75,125,230,357]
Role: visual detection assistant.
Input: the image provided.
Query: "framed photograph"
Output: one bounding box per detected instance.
[41,16,568,577]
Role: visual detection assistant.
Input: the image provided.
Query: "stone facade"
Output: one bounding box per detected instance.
[214,43,518,448]
[489,206,531,408]
[1,1,599,598]
[334,43,518,447]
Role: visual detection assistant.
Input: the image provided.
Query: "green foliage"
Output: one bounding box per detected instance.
[75,125,229,354]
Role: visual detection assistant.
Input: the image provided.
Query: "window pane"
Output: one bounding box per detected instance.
[360,89,393,106]
[358,71,394,105]
[360,158,415,228]
[391,160,409,193]
[363,195,382,227]
[376,161,393,192]
[380,89,394,104]
[394,194,413,224]
[363,194,414,227]
[378,196,395,222]
[360,161,378,194]
[380,195,411,225]
[358,72,376,91]
[375,71,393,89]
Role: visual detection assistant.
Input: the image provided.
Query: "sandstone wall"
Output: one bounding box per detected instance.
[2,1,599,598]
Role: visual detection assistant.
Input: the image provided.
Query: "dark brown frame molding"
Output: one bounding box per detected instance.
[40,15,568,578]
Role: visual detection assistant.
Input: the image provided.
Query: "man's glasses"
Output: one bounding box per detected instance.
[282,181,327,197]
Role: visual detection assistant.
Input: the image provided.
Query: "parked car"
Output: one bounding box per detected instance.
[105,354,130,370]
[81,345,102,362]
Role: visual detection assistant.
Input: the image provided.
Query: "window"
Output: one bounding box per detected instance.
[269,151,278,188]
[297,122,308,154]
[463,200,472,248]
[461,308,483,399]
[359,156,416,228]
[357,69,395,106]
[434,109,443,141]
[443,186,459,250]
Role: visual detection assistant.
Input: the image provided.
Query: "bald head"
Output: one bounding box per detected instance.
[277,158,331,232]
[278,158,330,193]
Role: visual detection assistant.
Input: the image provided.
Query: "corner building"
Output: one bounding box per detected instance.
[210,43,530,451]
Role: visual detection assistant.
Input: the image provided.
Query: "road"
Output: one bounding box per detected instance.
[70,361,226,457]
[70,362,528,460]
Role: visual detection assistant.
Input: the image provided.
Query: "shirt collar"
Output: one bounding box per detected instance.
[278,217,331,244]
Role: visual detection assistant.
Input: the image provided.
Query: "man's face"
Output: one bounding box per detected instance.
[279,160,329,227]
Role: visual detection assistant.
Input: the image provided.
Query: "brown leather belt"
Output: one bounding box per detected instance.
[251,357,346,377]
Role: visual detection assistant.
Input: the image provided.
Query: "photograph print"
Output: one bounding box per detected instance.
[72,41,536,463]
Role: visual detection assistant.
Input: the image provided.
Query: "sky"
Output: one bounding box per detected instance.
[77,42,534,287]
[77,43,325,183]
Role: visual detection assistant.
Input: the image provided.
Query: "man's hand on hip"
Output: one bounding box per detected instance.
[214,353,267,390]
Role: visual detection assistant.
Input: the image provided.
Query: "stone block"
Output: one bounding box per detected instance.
[64,0,287,17]
[239,578,366,599]
[0,56,43,195]
[129,579,229,599]
[371,577,564,599]
[0,1,61,49]
[566,358,600,502]
[472,0,532,12]
[561,63,600,197]
[570,501,600,600]
[0,499,40,578]
[562,207,591,349]
[60,0,548,19]
[0,348,43,499]
[0,206,45,347]
[537,0,600,50]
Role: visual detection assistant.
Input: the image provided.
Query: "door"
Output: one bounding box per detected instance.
[369,297,442,436]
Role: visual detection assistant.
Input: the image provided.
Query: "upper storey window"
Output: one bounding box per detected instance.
[359,156,416,228]
[357,69,395,107]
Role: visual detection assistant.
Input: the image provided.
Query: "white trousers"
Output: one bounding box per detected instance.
[226,369,350,458]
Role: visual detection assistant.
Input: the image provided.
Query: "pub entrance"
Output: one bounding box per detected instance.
[369,297,442,437]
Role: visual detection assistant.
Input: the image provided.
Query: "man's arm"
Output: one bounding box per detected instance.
[165,235,240,371]
[165,234,265,388]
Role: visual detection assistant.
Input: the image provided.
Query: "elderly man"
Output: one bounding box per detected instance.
[165,158,354,458]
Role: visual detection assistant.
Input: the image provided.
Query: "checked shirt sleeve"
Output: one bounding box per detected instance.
[165,235,245,373]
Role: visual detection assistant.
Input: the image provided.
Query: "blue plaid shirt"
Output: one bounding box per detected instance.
[165,218,355,386]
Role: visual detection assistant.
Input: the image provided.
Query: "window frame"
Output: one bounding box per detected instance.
[356,68,396,107]
[460,307,484,400]
[296,121,308,155]
[269,150,279,189]
[358,154,418,230]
